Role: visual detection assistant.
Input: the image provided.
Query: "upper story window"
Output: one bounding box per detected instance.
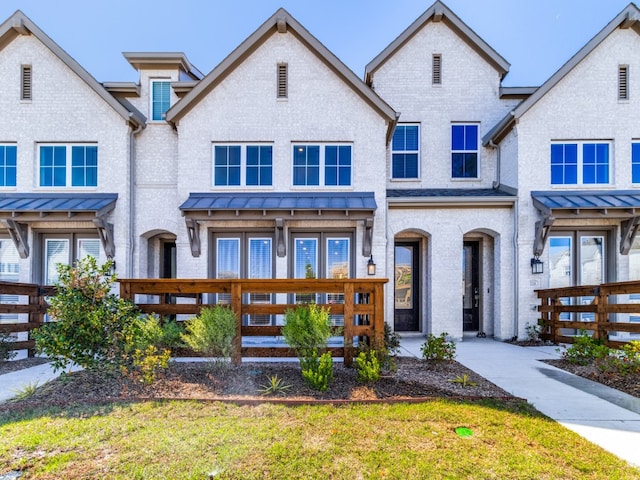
[293,144,352,186]
[213,144,272,187]
[451,124,479,178]
[551,142,609,185]
[151,80,170,121]
[391,124,419,179]
[0,145,17,187]
[39,144,97,187]
[632,143,640,183]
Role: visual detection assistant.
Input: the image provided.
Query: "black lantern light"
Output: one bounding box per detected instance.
[367,255,376,275]
[531,256,544,274]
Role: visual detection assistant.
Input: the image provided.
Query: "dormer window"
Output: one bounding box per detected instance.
[151,80,170,121]
[21,65,32,100]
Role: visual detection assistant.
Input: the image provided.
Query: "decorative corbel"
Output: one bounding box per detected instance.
[620,217,640,254]
[5,219,29,259]
[275,218,286,257]
[186,218,201,257]
[93,216,115,258]
[533,216,555,257]
[362,217,374,257]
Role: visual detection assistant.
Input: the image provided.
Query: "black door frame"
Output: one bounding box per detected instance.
[394,240,420,332]
[462,241,480,331]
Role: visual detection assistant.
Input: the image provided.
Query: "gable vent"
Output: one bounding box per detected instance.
[619,65,629,100]
[21,65,32,100]
[432,54,442,85]
[277,63,288,99]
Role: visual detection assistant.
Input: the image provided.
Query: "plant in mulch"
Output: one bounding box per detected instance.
[258,374,292,396]
[282,303,339,391]
[354,349,381,383]
[181,305,237,369]
[0,331,17,362]
[32,256,170,384]
[595,340,640,376]
[449,374,477,388]
[420,332,456,361]
[558,329,610,366]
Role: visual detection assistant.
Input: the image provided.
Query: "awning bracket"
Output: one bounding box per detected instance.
[5,219,29,259]
[275,218,286,257]
[620,216,640,254]
[186,218,201,257]
[362,217,374,257]
[93,216,115,258]
[533,216,555,256]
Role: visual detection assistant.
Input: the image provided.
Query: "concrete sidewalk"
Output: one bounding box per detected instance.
[400,335,640,468]
[1,337,640,468]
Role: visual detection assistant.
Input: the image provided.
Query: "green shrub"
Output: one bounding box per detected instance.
[0,331,17,362]
[181,306,237,364]
[300,351,334,392]
[282,304,334,358]
[384,322,401,357]
[561,330,610,365]
[139,317,185,350]
[595,340,640,376]
[355,350,381,383]
[33,256,169,384]
[420,332,456,361]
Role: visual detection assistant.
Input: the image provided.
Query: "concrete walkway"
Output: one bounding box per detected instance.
[1,337,640,468]
[400,335,640,468]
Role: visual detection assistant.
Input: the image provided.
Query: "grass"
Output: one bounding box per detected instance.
[1,399,638,479]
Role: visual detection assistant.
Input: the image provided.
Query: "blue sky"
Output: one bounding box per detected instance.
[0,0,632,86]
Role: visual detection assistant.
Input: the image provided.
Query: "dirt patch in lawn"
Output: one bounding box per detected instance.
[0,357,516,413]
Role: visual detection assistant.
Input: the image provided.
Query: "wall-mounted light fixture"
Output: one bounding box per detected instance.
[531,256,544,275]
[367,255,376,276]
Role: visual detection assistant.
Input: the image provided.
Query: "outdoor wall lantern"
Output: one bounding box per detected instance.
[530,256,544,275]
[367,255,376,276]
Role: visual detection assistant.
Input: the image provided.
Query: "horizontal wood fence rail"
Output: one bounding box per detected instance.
[0,282,54,356]
[536,280,640,347]
[119,278,388,365]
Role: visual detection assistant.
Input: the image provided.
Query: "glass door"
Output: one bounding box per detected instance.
[462,241,480,331]
[394,241,420,331]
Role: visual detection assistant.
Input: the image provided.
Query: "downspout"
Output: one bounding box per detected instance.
[488,139,519,338]
[128,119,144,278]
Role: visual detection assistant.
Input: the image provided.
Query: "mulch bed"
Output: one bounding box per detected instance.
[0,357,516,414]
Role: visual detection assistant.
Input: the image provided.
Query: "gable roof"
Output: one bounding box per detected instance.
[0,10,145,128]
[365,0,510,85]
[484,3,640,145]
[166,8,398,141]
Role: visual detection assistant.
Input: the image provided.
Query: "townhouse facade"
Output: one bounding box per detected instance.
[1,1,640,341]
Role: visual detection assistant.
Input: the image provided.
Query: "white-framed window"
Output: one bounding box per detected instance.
[151,79,171,121]
[43,234,103,285]
[451,124,479,179]
[550,141,610,185]
[213,144,273,187]
[391,124,419,179]
[38,144,98,187]
[292,144,352,186]
[0,145,17,187]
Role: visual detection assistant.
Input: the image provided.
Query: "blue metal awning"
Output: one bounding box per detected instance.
[531,190,640,216]
[531,190,640,256]
[180,192,377,259]
[0,193,118,216]
[180,192,377,212]
[0,193,118,259]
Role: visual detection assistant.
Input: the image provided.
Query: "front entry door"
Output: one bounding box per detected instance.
[462,241,480,331]
[394,241,420,332]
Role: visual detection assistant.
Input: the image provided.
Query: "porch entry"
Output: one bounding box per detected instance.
[394,241,420,332]
[549,231,608,324]
[462,241,480,331]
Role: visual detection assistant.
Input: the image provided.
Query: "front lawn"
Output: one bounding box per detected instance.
[1,399,638,479]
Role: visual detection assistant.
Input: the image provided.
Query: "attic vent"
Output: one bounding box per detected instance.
[432,54,442,85]
[619,65,629,100]
[277,63,288,99]
[21,65,32,100]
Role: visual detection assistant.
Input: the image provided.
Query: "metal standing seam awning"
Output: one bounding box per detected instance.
[179,192,377,258]
[0,193,118,259]
[531,190,640,255]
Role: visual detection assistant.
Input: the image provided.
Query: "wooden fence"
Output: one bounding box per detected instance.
[0,281,54,357]
[536,280,640,347]
[119,278,387,366]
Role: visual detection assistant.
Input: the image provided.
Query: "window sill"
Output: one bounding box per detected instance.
[389,178,420,183]
[549,184,615,189]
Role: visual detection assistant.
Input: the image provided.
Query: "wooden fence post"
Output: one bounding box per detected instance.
[231,281,242,365]
[343,282,355,366]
